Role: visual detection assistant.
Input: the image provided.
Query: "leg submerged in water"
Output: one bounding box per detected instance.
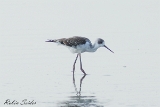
[79,53,86,75]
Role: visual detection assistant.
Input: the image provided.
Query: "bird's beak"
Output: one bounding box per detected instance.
[104,45,114,53]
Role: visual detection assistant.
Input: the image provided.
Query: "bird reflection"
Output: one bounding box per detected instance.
[58,73,103,107]
[73,72,86,97]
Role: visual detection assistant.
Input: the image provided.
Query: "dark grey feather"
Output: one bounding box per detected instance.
[57,36,91,47]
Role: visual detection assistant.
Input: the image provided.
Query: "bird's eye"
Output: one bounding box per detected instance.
[98,39,104,44]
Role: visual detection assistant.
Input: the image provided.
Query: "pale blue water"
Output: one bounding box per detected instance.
[1,1,160,107]
[1,35,160,107]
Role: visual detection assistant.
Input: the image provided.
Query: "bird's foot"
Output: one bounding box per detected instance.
[80,68,87,75]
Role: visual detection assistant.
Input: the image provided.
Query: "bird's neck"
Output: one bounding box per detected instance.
[86,43,99,52]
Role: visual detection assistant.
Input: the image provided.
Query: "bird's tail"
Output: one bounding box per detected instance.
[46,38,66,46]
[45,39,56,42]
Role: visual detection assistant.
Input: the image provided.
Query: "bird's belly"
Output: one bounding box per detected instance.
[68,44,89,53]
[69,47,85,53]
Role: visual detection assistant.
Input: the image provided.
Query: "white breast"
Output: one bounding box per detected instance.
[68,42,91,53]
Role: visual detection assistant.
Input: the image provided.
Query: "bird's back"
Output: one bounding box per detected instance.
[55,36,92,47]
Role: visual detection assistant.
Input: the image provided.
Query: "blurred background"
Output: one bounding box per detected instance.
[0,0,160,107]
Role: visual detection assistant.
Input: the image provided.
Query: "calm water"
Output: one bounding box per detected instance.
[1,35,160,107]
[1,1,160,107]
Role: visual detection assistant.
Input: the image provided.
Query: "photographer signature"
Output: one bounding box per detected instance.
[4,99,36,105]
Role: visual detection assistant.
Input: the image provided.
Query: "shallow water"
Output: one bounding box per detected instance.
[1,35,160,107]
[1,1,160,107]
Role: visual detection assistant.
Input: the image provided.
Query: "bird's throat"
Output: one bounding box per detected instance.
[86,44,99,52]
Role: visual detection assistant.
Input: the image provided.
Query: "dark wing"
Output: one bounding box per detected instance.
[63,36,90,47]
[56,38,66,45]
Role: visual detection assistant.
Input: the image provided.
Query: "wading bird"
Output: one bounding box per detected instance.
[46,36,114,75]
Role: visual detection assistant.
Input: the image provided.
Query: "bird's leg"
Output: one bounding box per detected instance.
[73,54,79,72]
[79,53,87,75]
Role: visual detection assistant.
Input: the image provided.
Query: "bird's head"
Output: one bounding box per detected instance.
[96,38,114,53]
